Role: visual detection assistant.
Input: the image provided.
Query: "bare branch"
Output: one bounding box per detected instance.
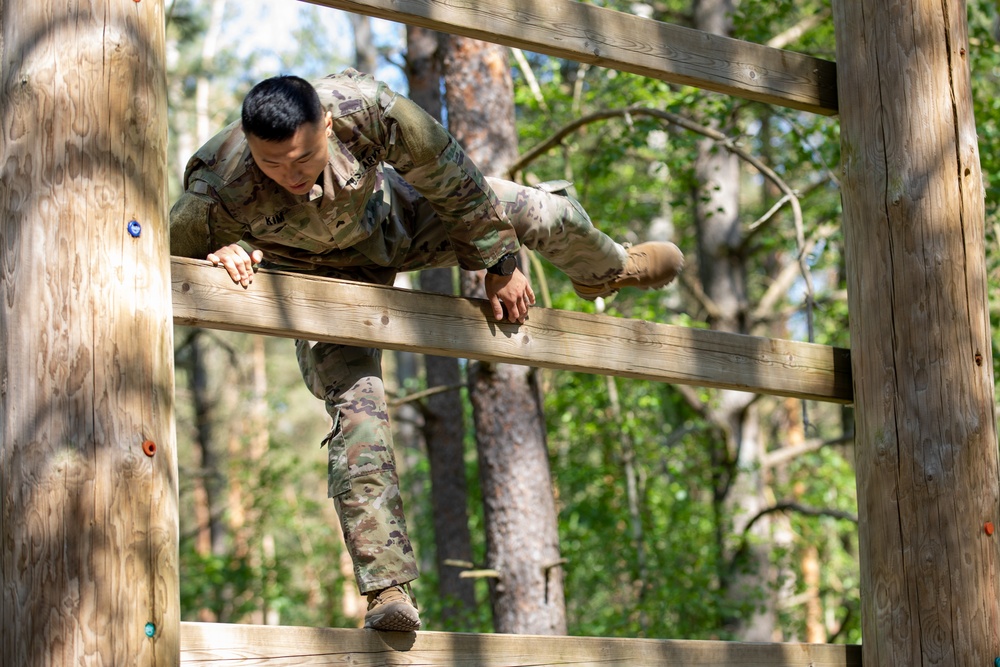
[509,106,815,309]
[752,222,839,323]
[509,104,797,202]
[747,193,795,233]
[743,501,858,536]
[678,270,724,322]
[762,432,854,470]
[766,9,832,50]
[752,292,848,331]
[672,382,708,417]
[510,48,550,112]
[826,605,856,644]
[387,383,465,407]
[725,499,856,586]
[572,62,590,115]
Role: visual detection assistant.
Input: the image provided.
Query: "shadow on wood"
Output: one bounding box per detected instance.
[180,621,863,666]
[171,258,853,403]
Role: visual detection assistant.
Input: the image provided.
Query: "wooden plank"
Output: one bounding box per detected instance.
[301,0,837,115]
[171,258,852,403]
[1,1,178,666]
[832,0,1000,664]
[181,621,862,666]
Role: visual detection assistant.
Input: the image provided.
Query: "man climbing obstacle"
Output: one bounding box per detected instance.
[170,69,683,632]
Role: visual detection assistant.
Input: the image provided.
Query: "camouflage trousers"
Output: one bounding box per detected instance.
[297,178,628,594]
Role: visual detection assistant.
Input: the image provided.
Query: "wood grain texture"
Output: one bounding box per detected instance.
[171,258,852,403]
[180,621,862,666]
[832,0,1000,664]
[0,1,178,666]
[302,0,838,115]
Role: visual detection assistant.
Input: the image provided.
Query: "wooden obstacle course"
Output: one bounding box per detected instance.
[4,0,999,664]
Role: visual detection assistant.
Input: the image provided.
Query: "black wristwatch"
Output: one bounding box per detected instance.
[486,253,518,276]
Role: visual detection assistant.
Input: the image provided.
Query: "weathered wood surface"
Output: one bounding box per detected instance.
[172,258,852,403]
[302,0,837,115]
[0,1,178,666]
[832,0,1000,664]
[180,621,862,666]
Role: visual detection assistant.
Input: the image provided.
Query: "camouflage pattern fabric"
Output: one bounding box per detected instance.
[294,178,627,592]
[296,342,418,593]
[169,68,631,594]
[169,68,520,275]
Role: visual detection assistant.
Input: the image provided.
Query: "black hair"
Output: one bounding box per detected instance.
[241,75,324,142]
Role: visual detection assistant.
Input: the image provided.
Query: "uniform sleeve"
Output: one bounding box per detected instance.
[377,84,520,270]
[169,178,247,259]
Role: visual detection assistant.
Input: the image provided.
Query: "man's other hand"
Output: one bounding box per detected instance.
[485,268,535,324]
[207,244,263,288]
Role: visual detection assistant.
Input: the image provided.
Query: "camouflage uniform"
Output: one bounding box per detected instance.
[170,69,629,594]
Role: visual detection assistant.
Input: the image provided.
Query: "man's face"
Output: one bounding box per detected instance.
[246,112,332,196]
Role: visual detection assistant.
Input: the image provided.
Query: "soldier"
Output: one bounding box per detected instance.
[170,69,683,632]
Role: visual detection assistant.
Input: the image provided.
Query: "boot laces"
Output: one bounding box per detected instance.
[367,583,417,611]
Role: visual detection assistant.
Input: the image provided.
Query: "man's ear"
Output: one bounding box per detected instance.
[325,111,333,136]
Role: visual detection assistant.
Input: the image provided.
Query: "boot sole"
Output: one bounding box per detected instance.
[573,271,679,301]
[364,604,422,632]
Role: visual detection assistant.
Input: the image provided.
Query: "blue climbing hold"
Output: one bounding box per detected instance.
[144,622,156,638]
[127,220,142,238]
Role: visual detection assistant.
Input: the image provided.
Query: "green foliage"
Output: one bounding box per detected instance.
[509,3,861,639]
[546,370,727,638]
[169,0,1000,646]
[175,331,348,627]
[968,0,1000,381]
[391,371,498,634]
[178,448,339,624]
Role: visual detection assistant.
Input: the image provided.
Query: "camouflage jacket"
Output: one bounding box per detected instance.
[169,69,519,276]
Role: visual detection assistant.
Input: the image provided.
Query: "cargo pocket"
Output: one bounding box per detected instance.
[323,416,351,499]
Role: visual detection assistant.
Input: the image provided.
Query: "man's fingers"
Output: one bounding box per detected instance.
[235,260,252,287]
[223,253,245,282]
[491,295,505,321]
[506,296,527,323]
[207,245,255,286]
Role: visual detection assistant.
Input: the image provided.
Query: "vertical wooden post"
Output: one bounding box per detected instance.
[832,0,1000,663]
[1,1,177,666]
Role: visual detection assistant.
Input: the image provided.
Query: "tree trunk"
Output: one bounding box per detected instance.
[181,4,229,616]
[406,25,479,626]
[178,330,222,622]
[1,1,177,665]
[467,358,566,634]
[196,0,226,146]
[688,0,775,641]
[190,333,227,556]
[405,26,444,121]
[442,36,567,635]
[832,0,1000,663]
[419,267,480,625]
[248,336,277,625]
[349,13,377,75]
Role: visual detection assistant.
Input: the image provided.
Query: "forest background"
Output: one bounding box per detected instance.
[165,0,1000,643]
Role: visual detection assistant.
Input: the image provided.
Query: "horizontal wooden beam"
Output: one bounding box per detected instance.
[171,258,852,403]
[301,0,837,115]
[180,621,862,665]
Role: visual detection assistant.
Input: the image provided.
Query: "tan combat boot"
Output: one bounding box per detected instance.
[364,584,421,632]
[573,241,684,300]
